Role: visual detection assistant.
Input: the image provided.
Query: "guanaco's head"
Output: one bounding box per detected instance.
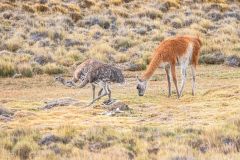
[136,77,147,96]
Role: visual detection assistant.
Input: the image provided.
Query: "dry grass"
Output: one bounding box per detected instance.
[4,37,23,52]
[0,65,240,159]
[42,63,65,75]
[0,60,15,77]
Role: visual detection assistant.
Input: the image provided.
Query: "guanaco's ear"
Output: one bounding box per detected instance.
[136,76,142,82]
[136,76,140,81]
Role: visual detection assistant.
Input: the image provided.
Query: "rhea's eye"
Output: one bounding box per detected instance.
[136,86,139,90]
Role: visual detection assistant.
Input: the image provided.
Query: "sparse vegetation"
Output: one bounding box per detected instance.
[0,0,240,159]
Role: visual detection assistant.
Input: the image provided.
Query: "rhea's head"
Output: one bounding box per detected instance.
[136,77,147,96]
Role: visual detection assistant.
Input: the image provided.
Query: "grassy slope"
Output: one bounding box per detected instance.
[0,65,240,159]
[0,0,240,77]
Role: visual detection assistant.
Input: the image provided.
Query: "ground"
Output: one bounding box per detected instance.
[0,65,240,160]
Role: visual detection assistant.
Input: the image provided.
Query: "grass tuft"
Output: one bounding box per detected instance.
[43,63,65,75]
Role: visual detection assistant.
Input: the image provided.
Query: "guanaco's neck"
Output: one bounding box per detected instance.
[141,52,163,81]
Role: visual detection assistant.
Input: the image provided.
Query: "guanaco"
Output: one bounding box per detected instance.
[136,35,202,98]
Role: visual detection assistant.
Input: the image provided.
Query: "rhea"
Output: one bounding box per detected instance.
[136,35,202,98]
[55,59,125,106]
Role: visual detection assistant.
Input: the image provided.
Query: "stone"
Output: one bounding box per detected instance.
[39,97,81,110]
[225,55,240,67]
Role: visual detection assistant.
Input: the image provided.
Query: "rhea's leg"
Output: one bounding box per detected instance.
[165,65,171,97]
[98,88,103,96]
[87,82,108,106]
[103,84,113,105]
[91,84,96,101]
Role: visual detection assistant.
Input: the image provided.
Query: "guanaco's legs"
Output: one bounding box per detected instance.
[165,65,172,97]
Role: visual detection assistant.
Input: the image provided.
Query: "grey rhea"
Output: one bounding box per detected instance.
[55,59,125,106]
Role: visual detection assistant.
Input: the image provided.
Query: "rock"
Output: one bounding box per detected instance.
[200,53,225,64]
[225,55,240,67]
[101,101,129,116]
[104,101,129,111]
[39,97,81,110]
[33,55,53,65]
[12,73,22,78]
[0,106,14,117]
[0,106,14,122]
[64,39,81,47]
[39,134,62,145]
[30,31,48,42]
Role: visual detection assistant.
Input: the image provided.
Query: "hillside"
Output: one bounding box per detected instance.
[0,0,240,77]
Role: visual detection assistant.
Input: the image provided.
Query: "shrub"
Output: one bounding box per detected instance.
[43,63,65,75]
[0,3,14,12]
[114,54,128,63]
[88,43,116,62]
[127,59,147,71]
[52,6,67,14]
[35,4,49,12]
[0,60,15,77]
[13,140,38,160]
[31,63,44,75]
[16,63,33,77]
[4,37,23,52]
[114,37,136,51]
[22,4,35,13]
[110,0,123,5]
[70,12,82,22]
[142,52,152,65]
[164,0,180,8]
[138,8,162,19]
